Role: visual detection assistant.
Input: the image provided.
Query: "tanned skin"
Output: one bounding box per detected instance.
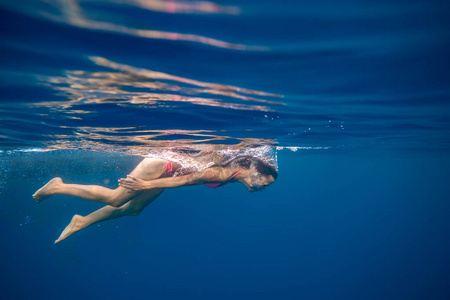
[32,158,263,244]
[119,165,237,191]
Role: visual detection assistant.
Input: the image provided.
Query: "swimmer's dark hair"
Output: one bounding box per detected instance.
[223,156,278,180]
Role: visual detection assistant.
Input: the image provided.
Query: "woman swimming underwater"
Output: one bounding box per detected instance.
[33,155,278,243]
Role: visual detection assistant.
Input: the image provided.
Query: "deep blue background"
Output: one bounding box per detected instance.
[1,150,450,299]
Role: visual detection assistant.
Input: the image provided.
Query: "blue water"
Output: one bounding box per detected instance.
[1,0,450,299]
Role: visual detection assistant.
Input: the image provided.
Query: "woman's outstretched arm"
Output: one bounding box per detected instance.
[118,166,230,191]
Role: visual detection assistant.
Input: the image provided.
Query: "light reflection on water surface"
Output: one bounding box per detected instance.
[27,56,284,154]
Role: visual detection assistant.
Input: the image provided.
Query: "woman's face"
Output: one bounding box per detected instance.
[243,172,275,192]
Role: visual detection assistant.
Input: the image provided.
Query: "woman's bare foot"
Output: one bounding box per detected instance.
[33,177,63,203]
[54,214,85,244]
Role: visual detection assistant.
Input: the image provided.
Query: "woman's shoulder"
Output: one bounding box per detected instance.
[187,165,231,183]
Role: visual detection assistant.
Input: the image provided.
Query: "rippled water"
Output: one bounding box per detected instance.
[1,0,449,153]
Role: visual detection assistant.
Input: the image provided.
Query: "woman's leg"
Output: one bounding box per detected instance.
[33,178,133,207]
[33,158,168,207]
[54,188,164,244]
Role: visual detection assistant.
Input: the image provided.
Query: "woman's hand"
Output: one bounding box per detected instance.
[118,175,150,191]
